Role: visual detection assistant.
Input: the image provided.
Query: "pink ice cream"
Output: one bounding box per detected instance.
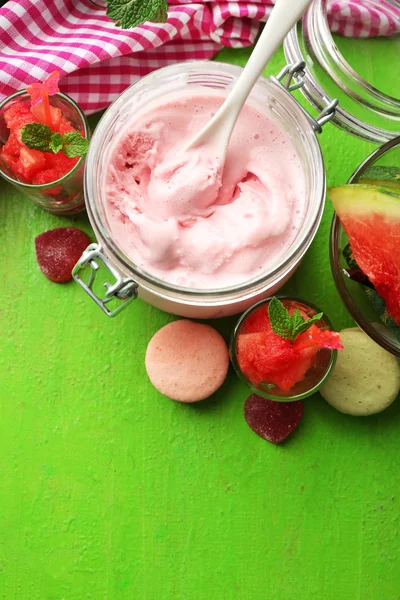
[105,92,306,289]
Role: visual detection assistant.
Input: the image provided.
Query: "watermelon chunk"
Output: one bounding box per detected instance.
[31,103,62,130]
[4,102,38,135]
[294,325,343,351]
[45,151,78,175]
[237,329,314,392]
[241,305,272,333]
[2,133,21,158]
[330,184,400,325]
[58,117,77,135]
[13,146,46,180]
[32,169,62,194]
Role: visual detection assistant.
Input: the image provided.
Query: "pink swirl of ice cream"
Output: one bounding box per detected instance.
[105,92,306,289]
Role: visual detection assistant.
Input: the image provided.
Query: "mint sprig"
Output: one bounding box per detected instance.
[106,0,168,29]
[268,297,323,342]
[21,123,89,158]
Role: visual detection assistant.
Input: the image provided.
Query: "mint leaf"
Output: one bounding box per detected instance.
[49,132,63,154]
[292,312,323,338]
[268,296,324,342]
[290,309,303,331]
[20,123,89,158]
[21,123,52,152]
[62,132,89,158]
[106,0,168,29]
[268,297,293,340]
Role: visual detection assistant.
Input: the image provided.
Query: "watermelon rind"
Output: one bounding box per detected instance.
[330,184,400,218]
[360,166,400,191]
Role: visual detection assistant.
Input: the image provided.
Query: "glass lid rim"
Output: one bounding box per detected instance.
[284,0,400,144]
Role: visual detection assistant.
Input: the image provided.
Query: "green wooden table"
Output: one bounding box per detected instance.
[1,43,400,600]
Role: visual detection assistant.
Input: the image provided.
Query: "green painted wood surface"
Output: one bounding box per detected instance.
[1,43,400,600]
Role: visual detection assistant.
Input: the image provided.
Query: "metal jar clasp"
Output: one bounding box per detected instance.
[271,61,338,133]
[72,243,138,317]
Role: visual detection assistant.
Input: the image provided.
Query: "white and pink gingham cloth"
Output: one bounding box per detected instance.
[0,0,399,114]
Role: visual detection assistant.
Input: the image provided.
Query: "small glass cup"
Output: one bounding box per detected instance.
[0,90,90,215]
[230,296,338,402]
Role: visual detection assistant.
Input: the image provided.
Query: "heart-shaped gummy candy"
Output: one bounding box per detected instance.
[35,227,90,283]
[244,394,304,444]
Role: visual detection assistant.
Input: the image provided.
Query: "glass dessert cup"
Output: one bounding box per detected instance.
[76,61,327,319]
[230,296,338,402]
[0,90,89,215]
[330,136,400,358]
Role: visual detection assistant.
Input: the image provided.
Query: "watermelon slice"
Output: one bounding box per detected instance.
[330,184,400,325]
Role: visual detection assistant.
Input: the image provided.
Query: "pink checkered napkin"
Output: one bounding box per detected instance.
[0,0,399,115]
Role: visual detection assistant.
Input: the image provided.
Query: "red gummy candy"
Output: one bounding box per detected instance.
[35,227,90,283]
[244,394,304,444]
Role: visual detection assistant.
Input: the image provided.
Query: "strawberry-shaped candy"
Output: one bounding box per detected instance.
[35,228,90,283]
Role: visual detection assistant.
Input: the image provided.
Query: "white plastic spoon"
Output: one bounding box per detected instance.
[185,0,312,156]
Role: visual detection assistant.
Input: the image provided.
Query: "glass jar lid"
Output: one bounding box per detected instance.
[284,0,400,143]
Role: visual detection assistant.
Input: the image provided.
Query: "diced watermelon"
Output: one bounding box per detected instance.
[273,346,320,392]
[45,151,78,175]
[58,117,77,135]
[32,169,62,193]
[237,301,342,393]
[2,133,21,158]
[13,146,46,181]
[294,325,343,351]
[31,103,62,130]
[4,102,38,135]
[237,331,294,389]
[32,168,60,185]
[1,152,22,179]
[242,305,272,333]
[1,93,80,185]
[238,328,321,392]
[243,302,310,335]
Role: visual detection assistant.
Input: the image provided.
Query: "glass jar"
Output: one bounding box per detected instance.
[0,90,89,215]
[330,135,400,357]
[284,0,400,143]
[230,296,338,401]
[73,61,329,318]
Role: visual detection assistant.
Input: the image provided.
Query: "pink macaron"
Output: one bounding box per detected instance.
[145,319,229,402]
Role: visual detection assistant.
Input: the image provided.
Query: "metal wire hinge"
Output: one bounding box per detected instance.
[72,243,138,317]
[272,61,338,133]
